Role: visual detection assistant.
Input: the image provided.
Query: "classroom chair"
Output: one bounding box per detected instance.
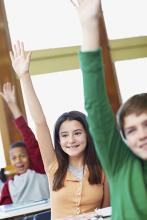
[33,210,51,220]
[21,214,34,220]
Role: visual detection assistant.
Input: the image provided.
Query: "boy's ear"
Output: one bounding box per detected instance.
[119,130,128,146]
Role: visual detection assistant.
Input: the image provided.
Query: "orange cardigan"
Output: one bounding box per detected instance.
[47,160,105,220]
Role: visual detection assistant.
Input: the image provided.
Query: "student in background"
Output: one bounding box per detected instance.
[0,83,50,205]
[73,0,147,219]
[8,41,110,219]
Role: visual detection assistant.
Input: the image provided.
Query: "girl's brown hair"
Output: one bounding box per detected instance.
[53,111,102,191]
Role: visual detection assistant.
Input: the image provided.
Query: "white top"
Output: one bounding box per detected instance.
[9,169,50,204]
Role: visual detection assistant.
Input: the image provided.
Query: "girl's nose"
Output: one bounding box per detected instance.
[68,134,75,143]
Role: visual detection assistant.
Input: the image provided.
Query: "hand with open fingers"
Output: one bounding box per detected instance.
[10,41,32,79]
[0,82,16,105]
[70,0,102,26]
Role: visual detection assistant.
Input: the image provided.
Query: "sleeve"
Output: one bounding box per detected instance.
[79,49,131,178]
[0,181,12,205]
[14,116,45,173]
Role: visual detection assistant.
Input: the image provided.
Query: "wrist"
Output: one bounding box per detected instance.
[82,18,99,32]
[8,104,22,119]
[7,102,17,108]
[19,72,30,81]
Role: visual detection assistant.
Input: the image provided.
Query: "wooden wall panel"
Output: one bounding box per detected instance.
[0,0,26,165]
[99,14,121,113]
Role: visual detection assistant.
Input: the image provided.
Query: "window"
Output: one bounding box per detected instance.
[22,69,85,137]
[102,0,147,39]
[115,57,147,102]
[4,0,82,50]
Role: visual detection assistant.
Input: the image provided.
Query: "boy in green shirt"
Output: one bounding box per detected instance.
[71,0,147,219]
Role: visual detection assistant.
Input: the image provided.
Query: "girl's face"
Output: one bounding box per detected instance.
[10,147,30,174]
[59,120,87,158]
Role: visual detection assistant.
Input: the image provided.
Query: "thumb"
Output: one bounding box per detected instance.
[26,51,32,64]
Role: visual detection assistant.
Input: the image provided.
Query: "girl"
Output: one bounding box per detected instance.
[9,41,109,219]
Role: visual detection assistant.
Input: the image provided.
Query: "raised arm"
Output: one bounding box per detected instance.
[71,0,129,177]
[0,83,45,173]
[9,41,56,171]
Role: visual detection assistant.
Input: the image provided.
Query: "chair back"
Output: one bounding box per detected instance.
[33,210,51,220]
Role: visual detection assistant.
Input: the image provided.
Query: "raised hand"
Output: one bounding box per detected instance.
[0,82,22,118]
[71,0,101,51]
[10,41,32,79]
[0,82,16,105]
[70,0,102,26]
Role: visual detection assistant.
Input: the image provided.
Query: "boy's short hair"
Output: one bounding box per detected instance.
[117,93,147,138]
[10,141,26,150]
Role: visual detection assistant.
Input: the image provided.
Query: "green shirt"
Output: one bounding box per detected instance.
[79,49,147,220]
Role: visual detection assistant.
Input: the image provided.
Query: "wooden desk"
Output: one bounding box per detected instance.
[0,200,50,219]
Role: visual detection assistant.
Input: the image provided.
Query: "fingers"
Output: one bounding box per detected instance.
[0,82,15,103]
[14,41,21,56]
[10,41,25,59]
[2,82,14,96]
[3,82,11,93]
[26,51,32,64]
[12,85,15,95]
[70,0,79,8]
[0,83,10,100]
[13,43,19,57]
[20,41,25,57]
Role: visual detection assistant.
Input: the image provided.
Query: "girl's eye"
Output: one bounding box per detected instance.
[61,134,68,138]
[74,131,82,136]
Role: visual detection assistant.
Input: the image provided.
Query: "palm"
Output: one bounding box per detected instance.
[12,54,30,77]
[4,91,15,104]
[0,83,16,104]
[72,0,101,25]
[10,41,31,78]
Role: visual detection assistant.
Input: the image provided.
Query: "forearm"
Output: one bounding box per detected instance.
[20,73,46,125]
[19,72,55,168]
[15,116,38,148]
[7,103,22,119]
[81,19,100,52]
